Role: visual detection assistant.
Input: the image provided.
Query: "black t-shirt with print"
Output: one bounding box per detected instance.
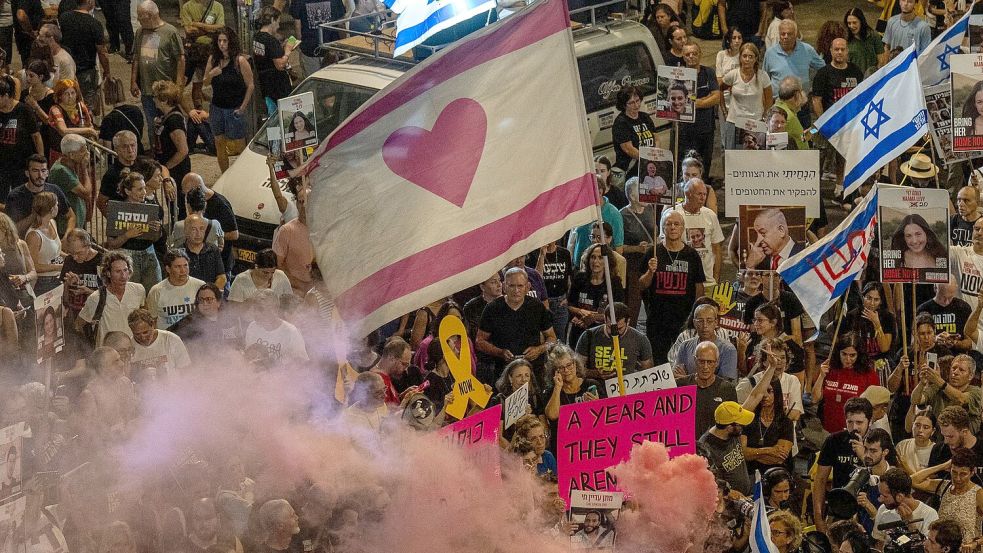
[611,111,657,175]
[0,102,39,197]
[527,247,574,298]
[253,31,292,101]
[641,244,706,361]
[155,111,191,177]
[812,63,864,111]
[818,430,862,488]
[59,251,103,312]
[566,272,625,346]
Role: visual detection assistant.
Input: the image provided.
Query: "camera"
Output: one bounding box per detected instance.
[880,522,925,553]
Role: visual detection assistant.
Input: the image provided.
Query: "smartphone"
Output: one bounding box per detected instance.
[586,385,598,397]
[286,36,300,48]
[927,352,938,371]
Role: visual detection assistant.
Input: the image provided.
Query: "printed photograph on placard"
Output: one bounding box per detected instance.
[655,65,696,122]
[34,285,64,364]
[971,15,983,52]
[734,117,767,150]
[0,425,24,501]
[924,83,981,165]
[278,91,318,152]
[637,146,674,206]
[878,186,950,283]
[950,54,983,152]
[738,205,807,270]
[766,132,788,150]
[568,490,622,550]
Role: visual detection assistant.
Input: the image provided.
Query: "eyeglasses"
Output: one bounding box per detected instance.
[693,318,716,326]
[557,362,577,372]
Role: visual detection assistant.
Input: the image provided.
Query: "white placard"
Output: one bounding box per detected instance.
[603,363,675,397]
[503,382,529,429]
[724,150,821,217]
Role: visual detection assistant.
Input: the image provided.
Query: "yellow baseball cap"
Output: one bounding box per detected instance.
[715,401,755,426]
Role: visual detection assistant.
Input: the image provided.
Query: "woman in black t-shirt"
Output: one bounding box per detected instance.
[566,244,625,347]
[742,379,794,475]
[253,7,295,115]
[151,81,191,212]
[610,85,657,177]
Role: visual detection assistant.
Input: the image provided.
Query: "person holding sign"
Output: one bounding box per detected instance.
[104,173,163,294]
[544,344,600,450]
[678,43,721,180]
[490,358,541,446]
[611,86,657,178]
[567,244,624,347]
[620,178,657,323]
[640,210,706,363]
[575,301,654,387]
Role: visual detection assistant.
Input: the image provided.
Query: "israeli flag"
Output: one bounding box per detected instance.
[384,0,498,56]
[917,5,973,87]
[778,187,878,327]
[750,471,779,553]
[815,45,928,197]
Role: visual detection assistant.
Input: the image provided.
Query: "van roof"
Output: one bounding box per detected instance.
[314,4,656,77]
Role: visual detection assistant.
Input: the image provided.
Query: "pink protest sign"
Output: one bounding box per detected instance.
[439,404,502,477]
[557,386,697,502]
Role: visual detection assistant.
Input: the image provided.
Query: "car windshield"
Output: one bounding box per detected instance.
[250,78,378,153]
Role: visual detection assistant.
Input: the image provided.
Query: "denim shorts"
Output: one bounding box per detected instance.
[209,105,247,140]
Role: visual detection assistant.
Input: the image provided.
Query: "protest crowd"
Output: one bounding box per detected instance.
[6,0,983,550]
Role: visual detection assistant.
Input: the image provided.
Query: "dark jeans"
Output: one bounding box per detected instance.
[0,26,12,67]
[103,0,133,53]
[679,126,715,181]
[13,30,31,67]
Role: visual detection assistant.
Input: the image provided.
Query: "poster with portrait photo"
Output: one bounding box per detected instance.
[971,15,983,53]
[734,117,768,151]
[637,146,674,206]
[278,91,318,153]
[766,132,788,150]
[924,83,981,165]
[0,423,26,502]
[950,54,983,151]
[737,205,807,271]
[655,65,696,123]
[34,284,64,364]
[878,186,950,284]
[568,490,622,550]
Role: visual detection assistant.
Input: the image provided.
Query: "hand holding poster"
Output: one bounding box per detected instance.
[106,201,161,241]
[739,205,808,271]
[878,186,950,283]
[34,284,64,364]
[557,386,696,503]
[279,91,319,152]
[656,66,696,122]
[767,132,788,150]
[637,146,674,206]
[603,363,675,397]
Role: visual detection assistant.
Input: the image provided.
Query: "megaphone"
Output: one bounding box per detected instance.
[826,467,871,520]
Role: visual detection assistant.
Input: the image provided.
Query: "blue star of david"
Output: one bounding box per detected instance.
[938,43,960,71]
[861,99,890,140]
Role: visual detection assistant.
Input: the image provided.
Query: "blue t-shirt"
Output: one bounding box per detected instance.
[537,449,558,477]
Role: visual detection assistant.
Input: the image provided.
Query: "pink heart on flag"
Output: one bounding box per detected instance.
[382,98,487,208]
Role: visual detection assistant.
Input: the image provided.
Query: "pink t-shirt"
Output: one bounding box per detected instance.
[272,219,314,296]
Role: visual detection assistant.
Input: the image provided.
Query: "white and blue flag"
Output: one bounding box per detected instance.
[750,471,779,553]
[384,0,497,56]
[815,45,928,197]
[778,187,878,326]
[917,5,972,87]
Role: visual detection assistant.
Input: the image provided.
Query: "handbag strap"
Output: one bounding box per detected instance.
[92,286,108,324]
[627,207,654,244]
[199,0,215,24]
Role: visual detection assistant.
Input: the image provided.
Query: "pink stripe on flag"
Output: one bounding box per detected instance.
[307,0,570,171]
[335,173,596,318]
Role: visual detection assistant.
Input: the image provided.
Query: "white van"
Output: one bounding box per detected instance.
[215,12,667,268]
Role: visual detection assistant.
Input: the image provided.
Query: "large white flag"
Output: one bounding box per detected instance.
[304,0,597,336]
[778,187,878,326]
[917,5,972,87]
[815,45,929,197]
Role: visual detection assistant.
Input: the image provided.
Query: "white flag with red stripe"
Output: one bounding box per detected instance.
[304,0,597,336]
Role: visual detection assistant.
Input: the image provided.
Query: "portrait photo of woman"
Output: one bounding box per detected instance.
[284,110,316,150]
[889,213,947,270]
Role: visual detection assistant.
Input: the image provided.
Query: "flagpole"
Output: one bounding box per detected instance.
[593,181,626,397]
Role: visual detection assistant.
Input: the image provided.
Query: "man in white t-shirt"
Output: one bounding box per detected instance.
[950,217,983,312]
[128,308,191,381]
[243,289,308,367]
[872,467,939,544]
[661,178,724,286]
[76,252,146,346]
[146,250,205,329]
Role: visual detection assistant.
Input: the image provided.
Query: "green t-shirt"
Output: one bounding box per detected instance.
[49,161,84,226]
[136,22,184,93]
[775,100,807,151]
[180,0,225,44]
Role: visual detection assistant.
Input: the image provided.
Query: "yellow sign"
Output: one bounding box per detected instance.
[439,315,490,420]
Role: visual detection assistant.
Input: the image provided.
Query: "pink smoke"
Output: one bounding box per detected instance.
[609,441,718,553]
